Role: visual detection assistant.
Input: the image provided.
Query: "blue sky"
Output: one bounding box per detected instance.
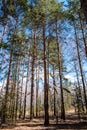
[0,0,87,90]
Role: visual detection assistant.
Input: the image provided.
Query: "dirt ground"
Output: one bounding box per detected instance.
[0,112,87,130]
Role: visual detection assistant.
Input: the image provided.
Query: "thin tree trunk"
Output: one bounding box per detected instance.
[30,30,36,119]
[23,53,30,119]
[36,64,39,117]
[74,60,84,113]
[79,13,87,57]
[19,59,25,118]
[56,20,65,120]
[74,22,87,113]
[15,57,20,120]
[75,85,80,119]
[53,65,56,116]
[47,41,51,115]
[1,43,13,123]
[74,61,80,119]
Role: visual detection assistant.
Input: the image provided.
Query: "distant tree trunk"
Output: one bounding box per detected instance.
[43,22,49,125]
[1,43,13,124]
[47,41,51,115]
[15,57,20,120]
[75,85,80,119]
[56,20,65,120]
[23,53,30,119]
[75,84,80,119]
[47,41,49,86]
[30,30,36,120]
[74,22,87,113]
[11,74,16,122]
[53,65,56,116]
[74,60,84,113]
[36,64,39,118]
[19,59,25,118]
[79,13,87,57]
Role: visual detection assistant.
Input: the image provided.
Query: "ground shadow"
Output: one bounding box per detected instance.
[0,113,87,129]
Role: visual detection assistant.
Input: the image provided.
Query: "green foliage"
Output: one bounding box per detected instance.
[0,42,8,49]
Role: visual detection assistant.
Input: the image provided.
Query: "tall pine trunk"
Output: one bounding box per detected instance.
[15,57,20,120]
[23,53,30,119]
[30,30,36,119]
[53,65,56,116]
[79,13,87,57]
[56,20,65,120]
[43,22,49,125]
[74,22,87,113]
[74,60,84,113]
[36,64,39,118]
[19,59,25,118]
[1,43,13,123]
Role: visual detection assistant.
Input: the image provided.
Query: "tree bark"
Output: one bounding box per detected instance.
[74,60,84,113]
[23,53,30,119]
[74,22,87,113]
[56,20,65,120]
[30,30,36,120]
[15,57,20,120]
[79,13,87,57]
[53,65,56,116]
[1,43,13,123]
[19,59,25,119]
[43,22,49,126]
[36,64,39,117]
[80,0,87,22]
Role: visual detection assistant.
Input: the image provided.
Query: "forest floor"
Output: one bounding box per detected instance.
[0,111,87,130]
